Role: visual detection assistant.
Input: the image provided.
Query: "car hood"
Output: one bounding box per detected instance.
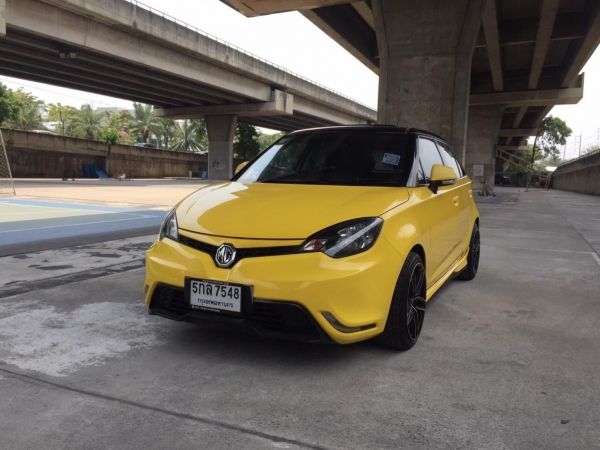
[176,182,410,239]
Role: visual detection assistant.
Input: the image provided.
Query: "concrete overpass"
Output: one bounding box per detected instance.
[221,0,599,189]
[0,0,376,179]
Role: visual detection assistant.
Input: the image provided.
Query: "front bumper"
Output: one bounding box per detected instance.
[149,283,330,342]
[144,232,402,344]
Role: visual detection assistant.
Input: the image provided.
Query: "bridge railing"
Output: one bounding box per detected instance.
[558,146,600,168]
[122,0,374,110]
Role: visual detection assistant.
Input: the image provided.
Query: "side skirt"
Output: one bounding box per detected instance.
[425,249,469,301]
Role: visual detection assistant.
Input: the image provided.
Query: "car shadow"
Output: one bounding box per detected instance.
[163,320,402,370]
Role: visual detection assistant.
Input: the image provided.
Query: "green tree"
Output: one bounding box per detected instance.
[154,118,177,149]
[3,89,45,130]
[104,110,135,144]
[526,116,572,189]
[234,122,260,160]
[0,83,17,124]
[530,116,572,165]
[73,105,104,140]
[172,120,207,152]
[100,127,119,145]
[131,102,157,143]
[47,103,78,136]
[258,131,284,151]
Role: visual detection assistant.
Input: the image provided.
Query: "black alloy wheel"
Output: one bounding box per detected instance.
[377,252,426,351]
[458,223,480,281]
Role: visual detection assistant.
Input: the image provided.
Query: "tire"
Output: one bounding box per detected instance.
[457,223,480,281]
[376,252,426,351]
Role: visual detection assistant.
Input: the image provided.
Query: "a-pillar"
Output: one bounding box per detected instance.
[0,0,6,36]
[205,115,237,180]
[465,105,505,192]
[372,0,485,159]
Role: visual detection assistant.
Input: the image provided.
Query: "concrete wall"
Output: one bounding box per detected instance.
[1,128,207,178]
[552,151,600,196]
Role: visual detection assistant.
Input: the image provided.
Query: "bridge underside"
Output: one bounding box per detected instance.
[222,0,599,189]
[0,29,339,132]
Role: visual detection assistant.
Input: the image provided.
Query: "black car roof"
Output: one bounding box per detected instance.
[288,124,447,143]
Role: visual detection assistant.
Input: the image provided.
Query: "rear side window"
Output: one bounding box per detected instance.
[417,138,443,183]
[436,142,462,178]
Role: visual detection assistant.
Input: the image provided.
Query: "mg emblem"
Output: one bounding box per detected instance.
[215,243,236,268]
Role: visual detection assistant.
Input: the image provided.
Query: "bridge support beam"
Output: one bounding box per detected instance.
[206,115,237,180]
[0,0,6,36]
[465,105,505,193]
[372,0,485,159]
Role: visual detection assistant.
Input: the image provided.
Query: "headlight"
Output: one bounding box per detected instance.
[302,217,383,258]
[159,209,178,241]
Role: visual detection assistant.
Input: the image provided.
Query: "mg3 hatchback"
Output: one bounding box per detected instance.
[145,126,480,350]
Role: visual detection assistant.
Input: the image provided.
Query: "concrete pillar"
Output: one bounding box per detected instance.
[372,0,485,159]
[0,0,6,36]
[205,115,237,180]
[465,105,505,192]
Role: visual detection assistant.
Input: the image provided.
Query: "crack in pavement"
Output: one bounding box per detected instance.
[0,260,146,299]
[0,365,330,450]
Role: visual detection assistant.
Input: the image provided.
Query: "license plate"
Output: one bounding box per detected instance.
[188,279,243,313]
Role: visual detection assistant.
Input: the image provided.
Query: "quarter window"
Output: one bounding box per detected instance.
[417,138,443,183]
[436,142,462,178]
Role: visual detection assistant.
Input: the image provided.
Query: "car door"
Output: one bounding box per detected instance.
[416,137,464,285]
[436,141,471,253]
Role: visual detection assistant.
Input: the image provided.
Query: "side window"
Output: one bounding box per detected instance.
[417,138,443,183]
[436,142,462,178]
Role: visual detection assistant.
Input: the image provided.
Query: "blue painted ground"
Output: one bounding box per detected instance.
[0,198,166,255]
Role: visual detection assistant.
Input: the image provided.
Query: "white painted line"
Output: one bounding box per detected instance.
[0,214,158,234]
[592,252,600,269]
[0,202,102,213]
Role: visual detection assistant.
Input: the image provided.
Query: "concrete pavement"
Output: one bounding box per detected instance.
[0,187,599,449]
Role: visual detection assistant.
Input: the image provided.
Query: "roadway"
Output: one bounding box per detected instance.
[0,187,599,449]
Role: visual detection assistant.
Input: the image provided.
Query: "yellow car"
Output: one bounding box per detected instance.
[145,126,480,350]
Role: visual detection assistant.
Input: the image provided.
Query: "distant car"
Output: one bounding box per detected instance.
[134,142,156,148]
[145,126,480,351]
[495,174,511,185]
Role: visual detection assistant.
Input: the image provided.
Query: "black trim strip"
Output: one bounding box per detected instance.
[176,235,303,267]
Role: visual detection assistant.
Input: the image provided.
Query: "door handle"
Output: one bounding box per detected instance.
[452,195,459,206]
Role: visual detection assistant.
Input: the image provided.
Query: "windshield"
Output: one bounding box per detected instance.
[235,132,415,187]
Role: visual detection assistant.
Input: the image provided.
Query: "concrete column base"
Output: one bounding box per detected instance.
[206,115,237,180]
[0,0,6,36]
[465,105,505,193]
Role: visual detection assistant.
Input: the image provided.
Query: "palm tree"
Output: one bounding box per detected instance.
[73,105,103,140]
[153,118,177,149]
[131,102,157,143]
[172,120,207,152]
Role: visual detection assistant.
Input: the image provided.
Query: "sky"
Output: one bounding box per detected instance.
[0,0,598,158]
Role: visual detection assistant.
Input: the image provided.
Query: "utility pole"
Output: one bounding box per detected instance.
[578,134,582,158]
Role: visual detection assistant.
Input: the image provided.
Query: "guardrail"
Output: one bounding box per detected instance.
[558,146,600,167]
[122,0,375,110]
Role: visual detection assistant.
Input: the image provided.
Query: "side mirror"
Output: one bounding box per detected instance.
[234,161,249,175]
[429,164,457,194]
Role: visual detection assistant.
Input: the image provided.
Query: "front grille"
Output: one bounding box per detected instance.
[177,234,302,267]
[149,284,324,342]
